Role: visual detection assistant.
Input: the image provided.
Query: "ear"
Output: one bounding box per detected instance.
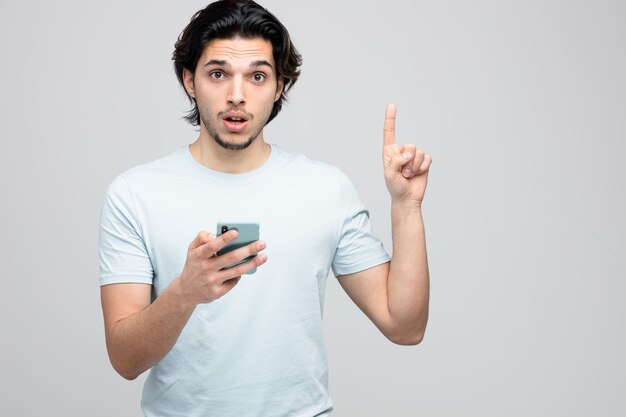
[274,77,284,102]
[182,68,196,99]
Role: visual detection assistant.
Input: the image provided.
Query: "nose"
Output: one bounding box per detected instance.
[227,75,246,106]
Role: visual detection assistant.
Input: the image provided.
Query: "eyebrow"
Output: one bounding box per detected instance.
[203,59,274,70]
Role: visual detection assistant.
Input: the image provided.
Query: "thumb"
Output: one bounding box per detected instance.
[384,149,411,176]
[188,231,215,251]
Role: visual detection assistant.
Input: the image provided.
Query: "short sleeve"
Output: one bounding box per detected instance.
[331,170,391,276]
[99,175,154,286]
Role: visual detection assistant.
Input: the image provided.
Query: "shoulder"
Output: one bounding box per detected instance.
[270,146,363,212]
[123,147,186,180]
[272,144,347,183]
[107,147,187,195]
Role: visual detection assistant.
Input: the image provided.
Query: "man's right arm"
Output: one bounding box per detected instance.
[101,280,194,380]
[100,230,267,380]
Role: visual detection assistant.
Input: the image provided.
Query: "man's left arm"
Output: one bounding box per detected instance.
[336,104,432,346]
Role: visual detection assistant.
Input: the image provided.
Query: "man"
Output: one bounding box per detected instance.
[99,0,432,415]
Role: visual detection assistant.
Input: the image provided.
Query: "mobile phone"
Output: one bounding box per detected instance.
[216,222,260,274]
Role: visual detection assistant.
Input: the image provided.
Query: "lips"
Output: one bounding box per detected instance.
[222,111,250,132]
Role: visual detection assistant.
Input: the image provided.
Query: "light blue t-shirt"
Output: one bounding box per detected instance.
[99,144,390,417]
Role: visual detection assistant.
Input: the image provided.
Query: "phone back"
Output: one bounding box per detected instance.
[216,222,260,274]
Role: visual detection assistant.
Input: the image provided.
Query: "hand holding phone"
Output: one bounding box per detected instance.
[216,222,261,275]
[175,227,266,306]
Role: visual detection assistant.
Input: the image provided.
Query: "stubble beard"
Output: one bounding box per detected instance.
[200,105,272,151]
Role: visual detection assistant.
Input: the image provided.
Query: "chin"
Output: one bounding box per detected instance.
[214,134,257,151]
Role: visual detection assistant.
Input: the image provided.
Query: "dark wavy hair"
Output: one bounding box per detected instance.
[172,0,302,126]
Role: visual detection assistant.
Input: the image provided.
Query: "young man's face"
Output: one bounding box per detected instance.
[184,36,283,150]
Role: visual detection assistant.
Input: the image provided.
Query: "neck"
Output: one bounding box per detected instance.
[189,132,271,174]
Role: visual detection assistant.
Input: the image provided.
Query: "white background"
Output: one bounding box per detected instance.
[1,0,625,415]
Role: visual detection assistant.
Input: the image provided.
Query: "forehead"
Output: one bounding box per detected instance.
[201,37,275,66]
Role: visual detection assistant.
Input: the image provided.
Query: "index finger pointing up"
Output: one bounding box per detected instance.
[383,103,396,146]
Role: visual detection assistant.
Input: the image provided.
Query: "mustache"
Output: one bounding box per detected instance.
[217,109,254,120]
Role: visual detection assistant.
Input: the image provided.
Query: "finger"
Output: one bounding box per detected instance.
[199,229,239,258]
[221,276,241,291]
[212,276,242,300]
[416,154,433,175]
[188,231,215,250]
[409,149,426,174]
[214,239,266,271]
[385,150,412,178]
[399,144,416,164]
[399,145,429,178]
[383,103,396,147]
[397,144,415,177]
[217,251,268,282]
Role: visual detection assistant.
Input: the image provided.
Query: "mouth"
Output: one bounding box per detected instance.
[222,112,250,132]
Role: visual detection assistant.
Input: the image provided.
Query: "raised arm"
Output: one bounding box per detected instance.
[336,104,432,345]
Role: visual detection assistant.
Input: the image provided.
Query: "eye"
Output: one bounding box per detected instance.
[209,71,224,79]
[252,73,266,82]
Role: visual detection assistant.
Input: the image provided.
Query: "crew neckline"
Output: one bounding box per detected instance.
[181,143,278,181]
